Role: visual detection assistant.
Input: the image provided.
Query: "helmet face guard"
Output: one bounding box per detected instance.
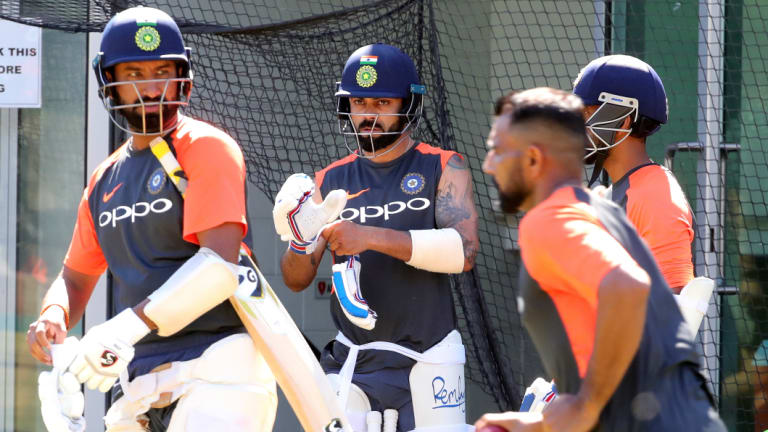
[584,92,638,161]
[336,83,425,159]
[93,6,194,136]
[334,44,425,158]
[94,57,193,136]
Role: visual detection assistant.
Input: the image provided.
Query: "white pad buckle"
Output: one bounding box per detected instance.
[332,255,377,330]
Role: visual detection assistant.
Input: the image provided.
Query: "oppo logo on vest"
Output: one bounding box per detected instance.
[98,198,173,228]
[339,197,431,223]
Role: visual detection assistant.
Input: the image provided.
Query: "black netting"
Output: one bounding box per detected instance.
[4,1,767,429]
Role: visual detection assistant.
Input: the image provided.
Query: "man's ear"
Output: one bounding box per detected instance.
[613,114,634,143]
[526,144,543,178]
[621,114,633,130]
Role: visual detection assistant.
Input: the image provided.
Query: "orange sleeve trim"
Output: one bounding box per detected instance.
[63,151,123,275]
[315,153,358,189]
[414,142,460,170]
[40,304,70,329]
[625,165,694,292]
[63,200,107,275]
[173,124,249,244]
[520,188,641,377]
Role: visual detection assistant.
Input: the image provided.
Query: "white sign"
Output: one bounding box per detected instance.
[0,19,42,108]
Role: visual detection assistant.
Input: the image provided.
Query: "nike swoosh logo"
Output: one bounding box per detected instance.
[103,183,123,203]
[346,188,370,200]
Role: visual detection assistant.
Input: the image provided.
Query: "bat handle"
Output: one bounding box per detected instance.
[366,410,382,432]
[383,409,398,432]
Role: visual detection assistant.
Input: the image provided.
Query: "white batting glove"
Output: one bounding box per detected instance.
[273,173,347,254]
[38,337,86,432]
[67,309,150,393]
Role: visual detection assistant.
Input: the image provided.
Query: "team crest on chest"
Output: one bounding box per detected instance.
[401,172,425,195]
[147,167,167,195]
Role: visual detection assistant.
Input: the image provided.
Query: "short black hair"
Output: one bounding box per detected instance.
[504,87,587,138]
[494,90,519,116]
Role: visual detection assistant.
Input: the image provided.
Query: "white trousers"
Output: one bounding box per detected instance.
[105,333,277,432]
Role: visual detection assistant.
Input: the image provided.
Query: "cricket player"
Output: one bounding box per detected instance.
[26,6,276,431]
[475,87,724,431]
[573,55,694,293]
[274,43,479,431]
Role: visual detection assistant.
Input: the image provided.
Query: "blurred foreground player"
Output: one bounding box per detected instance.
[475,87,724,432]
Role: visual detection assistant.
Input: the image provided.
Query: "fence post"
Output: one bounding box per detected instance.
[696,0,725,402]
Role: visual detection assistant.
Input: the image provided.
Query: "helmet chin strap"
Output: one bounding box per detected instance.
[587,150,609,187]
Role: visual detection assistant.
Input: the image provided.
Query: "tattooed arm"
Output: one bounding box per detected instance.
[436,154,480,271]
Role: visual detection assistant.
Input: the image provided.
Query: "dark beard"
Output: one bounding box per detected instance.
[495,179,527,214]
[114,95,179,134]
[357,117,407,153]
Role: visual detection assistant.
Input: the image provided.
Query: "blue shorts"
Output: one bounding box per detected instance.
[348,367,416,432]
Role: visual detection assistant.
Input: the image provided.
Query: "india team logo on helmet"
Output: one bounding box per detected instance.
[356,65,378,87]
[135,25,161,51]
[336,43,426,158]
[93,6,193,136]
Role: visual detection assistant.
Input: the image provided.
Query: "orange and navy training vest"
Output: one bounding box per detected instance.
[519,186,702,430]
[316,142,459,372]
[64,116,249,377]
[610,163,694,291]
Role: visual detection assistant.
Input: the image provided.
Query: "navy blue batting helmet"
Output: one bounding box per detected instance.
[335,44,426,157]
[573,55,668,164]
[574,54,667,125]
[92,6,193,135]
[336,43,424,98]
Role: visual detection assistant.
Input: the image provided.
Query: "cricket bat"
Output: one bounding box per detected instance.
[149,137,350,432]
[233,253,350,432]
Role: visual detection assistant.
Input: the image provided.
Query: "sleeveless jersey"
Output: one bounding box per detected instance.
[316,142,458,372]
[519,186,706,430]
[610,163,694,290]
[63,116,249,377]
